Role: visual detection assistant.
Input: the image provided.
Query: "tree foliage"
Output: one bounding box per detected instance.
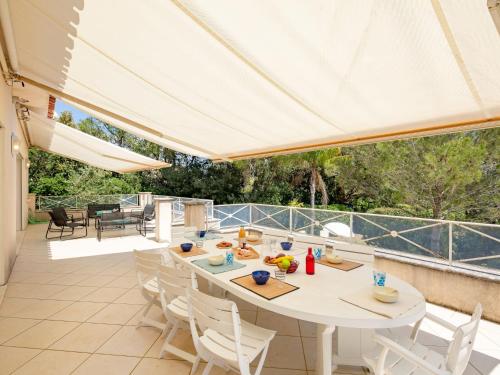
[29,111,499,223]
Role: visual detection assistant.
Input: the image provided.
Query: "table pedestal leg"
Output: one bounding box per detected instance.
[316,323,336,375]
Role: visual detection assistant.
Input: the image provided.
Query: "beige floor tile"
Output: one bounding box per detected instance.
[146,328,195,359]
[299,320,316,338]
[256,368,307,375]
[105,276,138,288]
[0,318,41,344]
[302,337,315,371]
[0,298,38,317]
[5,320,80,349]
[13,299,73,319]
[97,326,160,357]
[48,301,108,322]
[113,288,148,304]
[0,346,41,375]
[6,284,67,299]
[21,273,63,284]
[8,272,41,283]
[50,323,121,353]
[77,275,118,287]
[98,266,132,277]
[79,287,129,303]
[12,349,90,375]
[241,310,258,324]
[87,303,143,324]
[256,309,300,336]
[72,353,141,375]
[50,286,97,301]
[48,273,91,286]
[264,335,306,370]
[126,304,165,326]
[131,358,191,375]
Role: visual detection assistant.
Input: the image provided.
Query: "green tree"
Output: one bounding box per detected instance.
[280,149,343,209]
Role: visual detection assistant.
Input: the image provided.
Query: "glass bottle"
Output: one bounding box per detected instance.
[238,225,246,247]
[306,247,315,275]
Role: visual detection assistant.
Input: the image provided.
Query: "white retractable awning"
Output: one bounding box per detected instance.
[26,112,170,173]
[3,0,500,160]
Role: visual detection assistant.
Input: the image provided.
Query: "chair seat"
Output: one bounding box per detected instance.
[166,296,189,320]
[363,338,448,375]
[143,278,160,295]
[66,222,86,228]
[200,319,276,366]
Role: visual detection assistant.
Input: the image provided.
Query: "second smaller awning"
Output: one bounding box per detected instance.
[27,112,170,173]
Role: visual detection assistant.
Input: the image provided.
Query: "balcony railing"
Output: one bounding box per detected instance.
[36,194,140,210]
[210,203,500,274]
[35,196,499,274]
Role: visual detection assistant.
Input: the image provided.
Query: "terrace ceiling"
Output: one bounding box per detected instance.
[2,0,500,160]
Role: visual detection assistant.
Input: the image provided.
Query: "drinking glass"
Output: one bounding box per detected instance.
[274,269,286,281]
[373,271,386,286]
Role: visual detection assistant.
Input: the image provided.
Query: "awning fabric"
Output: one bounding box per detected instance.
[26,112,170,173]
[4,0,500,160]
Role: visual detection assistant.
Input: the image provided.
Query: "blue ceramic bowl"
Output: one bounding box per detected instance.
[180,243,193,252]
[197,230,206,238]
[280,241,293,251]
[252,270,270,285]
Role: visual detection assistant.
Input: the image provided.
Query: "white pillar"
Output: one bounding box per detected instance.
[138,192,152,207]
[183,201,206,230]
[155,197,174,243]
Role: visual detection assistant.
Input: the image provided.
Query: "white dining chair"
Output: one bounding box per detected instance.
[363,303,483,375]
[133,250,167,330]
[157,264,198,363]
[187,287,276,375]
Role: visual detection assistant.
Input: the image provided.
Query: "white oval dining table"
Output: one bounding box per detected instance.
[169,234,426,375]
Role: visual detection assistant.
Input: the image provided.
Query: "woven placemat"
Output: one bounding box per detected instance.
[191,258,246,274]
[316,257,364,271]
[230,274,299,300]
[170,246,207,258]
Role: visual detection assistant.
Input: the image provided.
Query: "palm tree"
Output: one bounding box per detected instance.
[281,148,342,209]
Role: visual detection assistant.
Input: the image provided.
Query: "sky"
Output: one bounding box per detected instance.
[54,100,89,123]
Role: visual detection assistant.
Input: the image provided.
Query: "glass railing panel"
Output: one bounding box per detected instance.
[292,207,351,237]
[212,204,250,228]
[452,223,500,271]
[251,204,290,231]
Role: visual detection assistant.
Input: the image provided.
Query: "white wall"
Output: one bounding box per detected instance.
[0,78,29,285]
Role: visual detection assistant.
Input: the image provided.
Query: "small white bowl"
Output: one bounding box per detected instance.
[326,254,343,264]
[246,234,260,242]
[373,286,399,303]
[208,255,225,266]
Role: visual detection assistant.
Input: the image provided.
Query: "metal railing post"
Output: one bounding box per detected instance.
[349,213,354,243]
[249,203,253,227]
[448,222,453,265]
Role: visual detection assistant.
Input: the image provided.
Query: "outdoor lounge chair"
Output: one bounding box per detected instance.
[137,204,155,236]
[46,207,88,240]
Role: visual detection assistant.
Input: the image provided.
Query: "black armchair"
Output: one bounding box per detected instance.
[46,207,88,240]
[137,204,155,236]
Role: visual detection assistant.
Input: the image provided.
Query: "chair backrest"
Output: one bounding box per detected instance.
[143,204,155,219]
[157,265,197,314]
[187,287,244,363]
[446,303,482,375]
[87,203,121,217]
[50,207,68,226]
[133,250,162,287]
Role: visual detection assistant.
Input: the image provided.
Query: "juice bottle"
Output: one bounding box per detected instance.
[238,225,246,247]
[306,247,315,275]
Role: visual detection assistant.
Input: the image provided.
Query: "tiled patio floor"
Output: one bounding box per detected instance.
[0,224,499,375]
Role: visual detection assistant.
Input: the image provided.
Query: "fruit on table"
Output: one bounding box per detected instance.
[287,260,299,273]
[280,258,291,270]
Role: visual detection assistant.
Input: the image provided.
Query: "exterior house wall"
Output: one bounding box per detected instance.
[0,78,29,285]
